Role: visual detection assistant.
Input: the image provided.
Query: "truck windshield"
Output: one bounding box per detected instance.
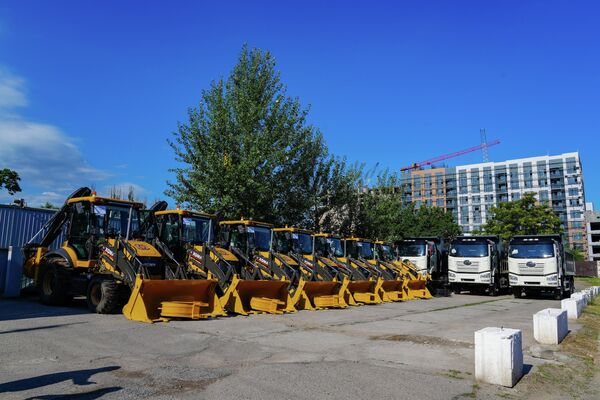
[293,233,313,255]
[398,243,426,257]
[509,243,554,259]
[450,243,488,257]
[247,225,271,252]
[182,216,211,244]
[93,204,140,239]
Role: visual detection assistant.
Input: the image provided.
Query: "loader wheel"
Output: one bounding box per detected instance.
[86,277,125,314]
[38,259,72,306]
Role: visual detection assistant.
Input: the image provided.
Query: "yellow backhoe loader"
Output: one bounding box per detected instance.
[272,227,347,310]
[312,233,382,305]
[374,241,432,299]
[344,238,405,302]
[147,208,294,315]
[22,188,222,323]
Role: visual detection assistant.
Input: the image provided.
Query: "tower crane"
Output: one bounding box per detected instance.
[401,139,501,172]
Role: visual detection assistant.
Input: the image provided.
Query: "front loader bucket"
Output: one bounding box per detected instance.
[292,280,346,310]
[346,280,382,305]
[406,277,432,299]
[220,276,294,315]
[379,279,405,302]
[123,277,226,323]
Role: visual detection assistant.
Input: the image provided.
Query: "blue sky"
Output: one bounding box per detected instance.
[0,1,598,208]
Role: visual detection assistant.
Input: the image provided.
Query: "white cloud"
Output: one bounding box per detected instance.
[0,69,27,109]
[0,69,111,205]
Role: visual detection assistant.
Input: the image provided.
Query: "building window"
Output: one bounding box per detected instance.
[511,193,521,201]
[568,188,579,197]
[436,199,444,207]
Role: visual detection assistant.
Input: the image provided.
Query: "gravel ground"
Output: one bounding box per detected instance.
[0,286,586,400]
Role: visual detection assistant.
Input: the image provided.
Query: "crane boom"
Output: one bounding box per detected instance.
[401,139,501,172]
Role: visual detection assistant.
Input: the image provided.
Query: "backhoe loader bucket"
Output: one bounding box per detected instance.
[346,280,382,304]
[123,277,225,323]
[379,279,405,302]
[292,280,346,310]
[406,277,432,299]
[220,276,294,315]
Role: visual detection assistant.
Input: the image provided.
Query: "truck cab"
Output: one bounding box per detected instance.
[448,236,507,295]
[508,235,575,299]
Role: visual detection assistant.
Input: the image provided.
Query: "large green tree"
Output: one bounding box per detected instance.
[356,173,461,241]
[0,168,21,195]
[482,192,563,242]
[167,46,333,226]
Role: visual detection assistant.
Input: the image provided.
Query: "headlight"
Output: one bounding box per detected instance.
[480,272,491,281]
[448,272,456,281]
[547,274,558,284]
[509,274,518,283]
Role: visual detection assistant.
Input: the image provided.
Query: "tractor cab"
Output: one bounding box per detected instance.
[154,209,214,261]
[272,227,314,257]
[344,237,375,262]
[219,220,272,259]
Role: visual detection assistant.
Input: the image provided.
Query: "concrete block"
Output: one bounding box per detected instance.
[475,327,523,387]
[571,292,587,306]
[533,308,568,345]
[561,298,582,319]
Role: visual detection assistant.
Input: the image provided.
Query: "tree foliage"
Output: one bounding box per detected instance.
[355,172,461,241]
[167,45,358,226]
[41,202,57,209]
[0,168,22,195]
[482,192,563,242]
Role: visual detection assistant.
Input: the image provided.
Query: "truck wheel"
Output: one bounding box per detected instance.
[489,282,499,296]
[554,286,565,300]
[86,277,125,314]
[38,258,72,305]
[512,288,522,298]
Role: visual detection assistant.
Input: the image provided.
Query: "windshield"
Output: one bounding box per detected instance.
[315,237,344,257]
[450,243,488,257]
[293,233,313,255]
[273,231,293,253]
[347,241,374,259]
[182,216,211,244]
[509,243,555,259]
[397,243,426,257]
[379,245,395,261]
[247,225,272,252]
[93,204,140,239]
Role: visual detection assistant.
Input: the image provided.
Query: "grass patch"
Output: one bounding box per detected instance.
[445,369,466,380]
[522,297,600,399]
[577,276,600,287]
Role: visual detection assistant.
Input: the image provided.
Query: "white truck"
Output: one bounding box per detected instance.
[508,235,575,299]
[448,236,508,296]
[396,237,447,290]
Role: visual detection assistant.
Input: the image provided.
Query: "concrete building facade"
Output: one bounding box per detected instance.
[585,205,600,262]
[398,152,587,251]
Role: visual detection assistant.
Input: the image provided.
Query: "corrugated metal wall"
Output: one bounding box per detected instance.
[0,205,65,294]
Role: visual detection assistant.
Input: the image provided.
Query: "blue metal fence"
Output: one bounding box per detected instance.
[0,205,65,295]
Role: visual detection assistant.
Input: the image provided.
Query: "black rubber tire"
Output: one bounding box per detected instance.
[86,277,125,314]
[38,258,72,305]
[512,287,522,298]
[554,285,565,300]
[489,283,499,297]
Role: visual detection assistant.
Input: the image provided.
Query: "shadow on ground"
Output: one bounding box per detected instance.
[0,366,120,394]
[0,297,91,322]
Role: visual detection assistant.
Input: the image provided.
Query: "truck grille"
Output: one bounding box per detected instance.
[456,261,480,272]
[518,262,544,275]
